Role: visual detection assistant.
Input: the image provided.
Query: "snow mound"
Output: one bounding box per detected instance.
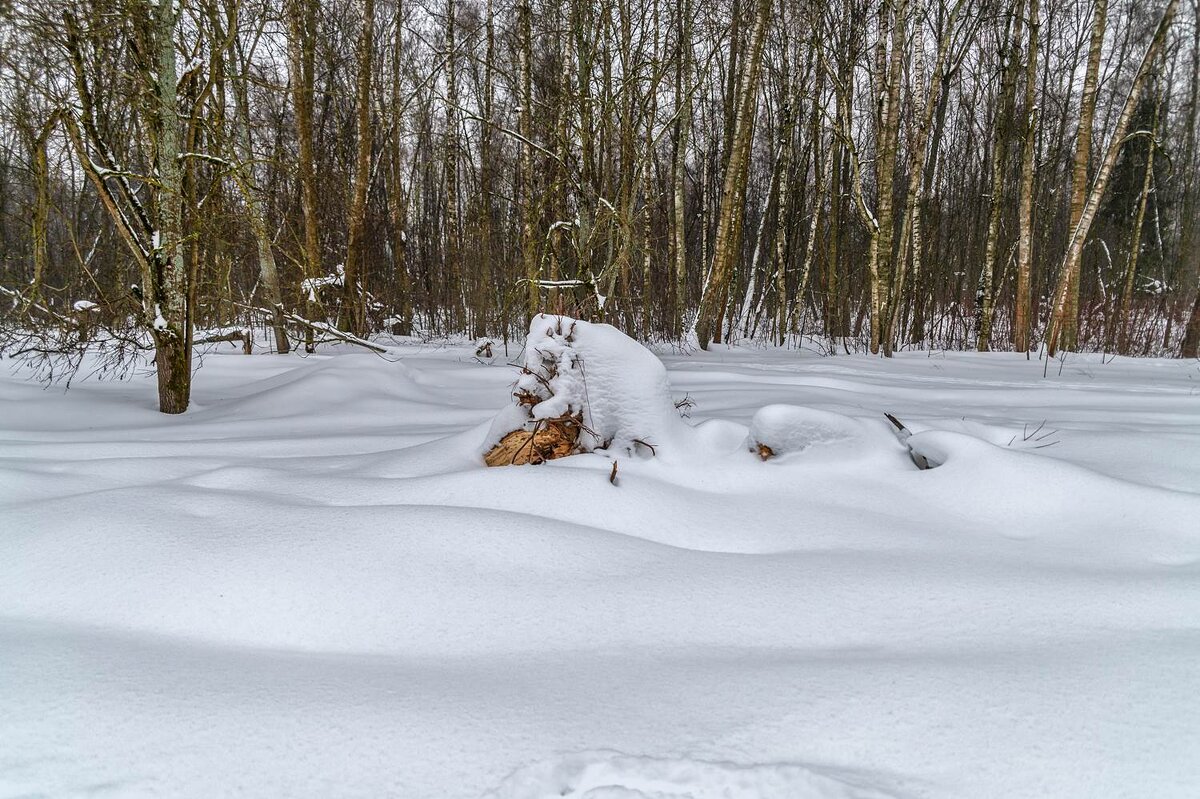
[747,404,896,462]
[487,752,898,799]
[486,314,689,458]
[205,355,423,419]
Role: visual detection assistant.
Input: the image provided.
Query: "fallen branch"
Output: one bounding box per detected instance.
[0,285,74,325]
[885,413,937,470]
[195,328,252,354]
[238,304,389,354]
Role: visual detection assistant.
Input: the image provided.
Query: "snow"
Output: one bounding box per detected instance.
[2,341,1199,797]
[487,751,894,798]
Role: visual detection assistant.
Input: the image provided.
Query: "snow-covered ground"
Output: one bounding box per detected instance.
[2,335,1199,798]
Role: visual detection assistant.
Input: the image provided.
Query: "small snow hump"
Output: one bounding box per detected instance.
[747,404,868,460]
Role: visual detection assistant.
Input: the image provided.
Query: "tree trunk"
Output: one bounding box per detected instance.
[1116,129,1155,355]
[390,0,413,336]
[976,0,1025,351]
[150,0,190,413]
[1179,0,1200,357]
[1046,0,1179,356]
[870,0,907,356]
[1013,0,1040,353]
[231,40,289,354]
[342,0,375,338]
[473,0,495,338]
[28,119,54,303]
[694,0,771,348]
[888,0,963,353]
[443,0,462,330]
[773,78,797,343]
[1183,290,1200,358]
[286,0,322,352]
[1055,0,1107,351]
[672,0,692,337]
[518,0,538,318]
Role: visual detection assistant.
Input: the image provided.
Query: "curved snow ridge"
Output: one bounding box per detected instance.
[193,355,429,422]
[485,751,902,799]
[905,429,1200,563]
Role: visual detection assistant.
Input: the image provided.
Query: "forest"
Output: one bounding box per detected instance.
[0,0,1198,413]
[4,3,1200,793]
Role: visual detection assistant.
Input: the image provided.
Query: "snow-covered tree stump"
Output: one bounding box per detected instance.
[483,314,685,466]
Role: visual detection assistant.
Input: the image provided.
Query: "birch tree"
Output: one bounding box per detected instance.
[1046,0,1180,356]
[1051,0,1107,351]
[694,0,771,348]
[1013,0,1040,353]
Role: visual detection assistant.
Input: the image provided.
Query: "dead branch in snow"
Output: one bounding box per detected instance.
[885,413,936,470]
[238,304,389,354]
[194,328,252,353]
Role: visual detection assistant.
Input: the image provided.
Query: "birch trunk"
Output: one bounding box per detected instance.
[672,0,692,336]
[443,0,462,329]
[391,0,413,335]
[473,0,495,337]
[286,0,322,352]
[1013,0,1040,353]
[1055,0,1107,351]
[1046,0,1179,356]
[772,88,796,344]
[231,44,289,354]
[518,0,537,317]
[976,0,1025,351]
[694,0,771,349]
[887,0,950,352]
[1117,109,1157,355]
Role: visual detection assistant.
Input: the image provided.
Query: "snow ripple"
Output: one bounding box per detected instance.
[486,751,901,799]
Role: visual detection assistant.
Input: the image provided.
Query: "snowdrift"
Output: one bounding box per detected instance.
[487,751,898,799]
[4,335,1200,798]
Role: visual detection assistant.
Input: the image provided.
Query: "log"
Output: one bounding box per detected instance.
[194,328,252,353]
